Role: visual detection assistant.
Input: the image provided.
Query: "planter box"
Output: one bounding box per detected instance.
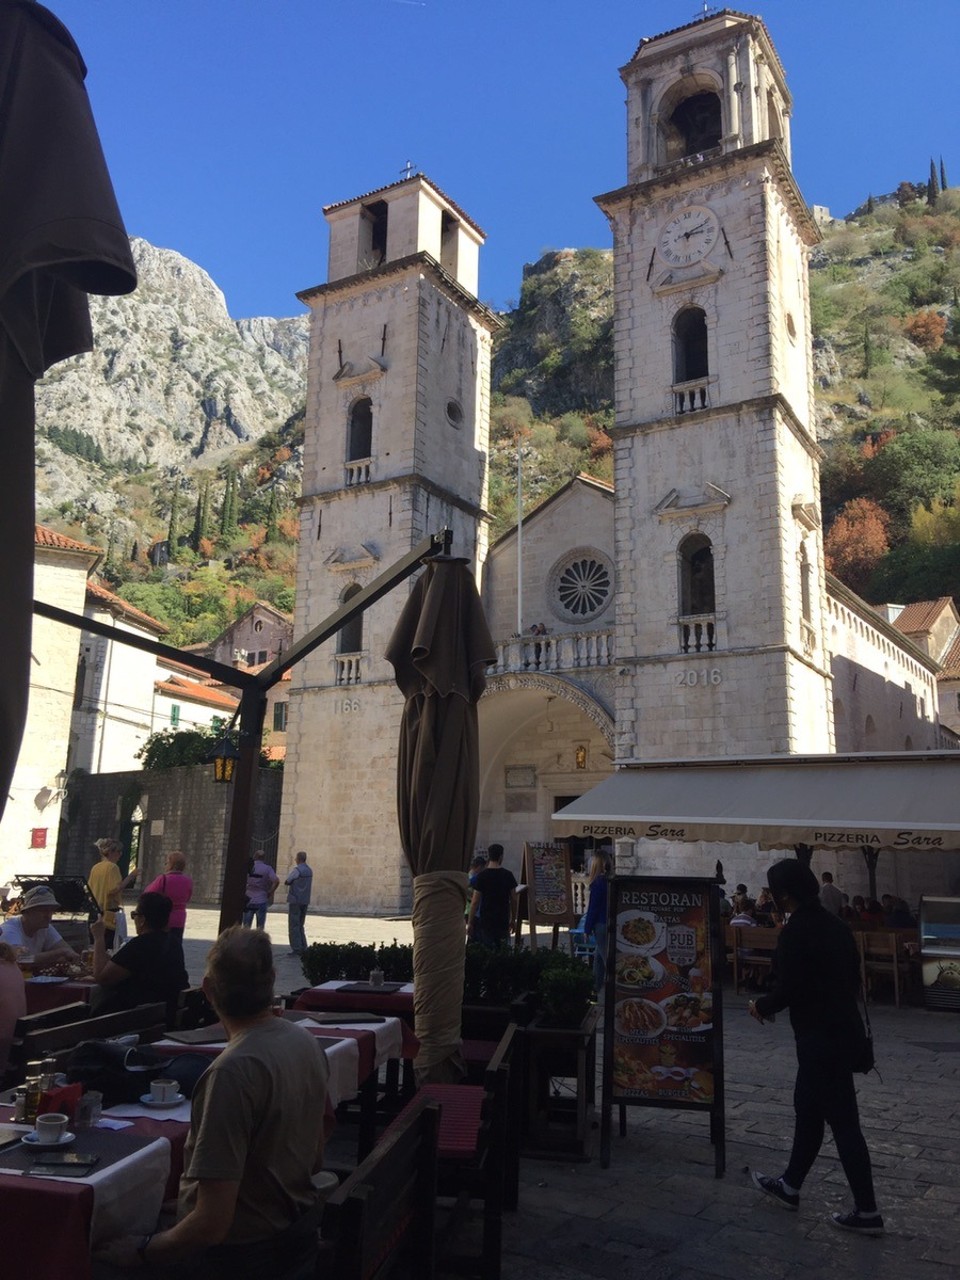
[460,994,536,1041]
[521,1005,601,1160]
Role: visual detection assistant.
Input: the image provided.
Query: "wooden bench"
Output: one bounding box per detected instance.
[319,1094,441,1280]
[3,1002,90,1086]
[16,1002,168,1076]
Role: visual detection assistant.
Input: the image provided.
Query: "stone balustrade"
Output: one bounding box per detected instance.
[334,653,363,685]
[492,629,614,675]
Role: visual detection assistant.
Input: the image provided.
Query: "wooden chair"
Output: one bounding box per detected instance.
[426,1022,517,1280]
[319,1094,441,1280]
[17,1001,167,1076]
[858,931,910,1008]
[733,926,781,994]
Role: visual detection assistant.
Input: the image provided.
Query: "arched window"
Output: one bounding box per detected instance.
[663,91,722,163]
[347,398,372,462]
[799,541,812,623]
[338,583,364,654]
[679,534,715,616]
[678,533,717,654]
[674,308,708,384]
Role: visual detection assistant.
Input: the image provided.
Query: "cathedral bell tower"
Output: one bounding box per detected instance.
[597,10,833,760]
[281,174,498,913]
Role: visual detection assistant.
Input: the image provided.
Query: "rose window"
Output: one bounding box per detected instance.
[552,554,612,622]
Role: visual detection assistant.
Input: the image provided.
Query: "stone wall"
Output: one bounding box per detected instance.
[56,765,283,906]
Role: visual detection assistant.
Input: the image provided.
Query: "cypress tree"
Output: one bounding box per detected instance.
[220,469,239,541]
[941,156,949,191]
[167,485,182,561]
[200,479,211,542]
[927,158,939,205]
[866,193,875,214]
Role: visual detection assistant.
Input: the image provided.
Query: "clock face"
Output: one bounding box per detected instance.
[657,206,721,267]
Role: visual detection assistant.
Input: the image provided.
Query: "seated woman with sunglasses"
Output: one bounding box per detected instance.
[90,891,189,1026]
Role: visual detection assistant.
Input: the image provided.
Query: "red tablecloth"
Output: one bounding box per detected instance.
[294,982,415,1021]
[0,1107,187,1280]
[390,1083,485,1160]
[24,977,97,1015]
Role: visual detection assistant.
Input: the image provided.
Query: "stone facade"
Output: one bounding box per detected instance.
[0,531,98,890]
[58,764,282,905]
[279,176,498,913]
[278,12,957,915]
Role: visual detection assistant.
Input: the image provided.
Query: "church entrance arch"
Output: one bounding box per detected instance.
[476,674,614,878]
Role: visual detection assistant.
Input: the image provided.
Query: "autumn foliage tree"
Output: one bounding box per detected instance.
[903,310,948,351]
[824,498,891,599]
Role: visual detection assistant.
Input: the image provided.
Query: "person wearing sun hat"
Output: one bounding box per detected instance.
[0,885,77,967]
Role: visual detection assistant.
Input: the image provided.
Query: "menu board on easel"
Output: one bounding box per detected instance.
[600,875,725,1176]
[522,842,577,946]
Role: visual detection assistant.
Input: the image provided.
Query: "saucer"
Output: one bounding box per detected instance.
[140,1093,186,1109]
[22,1130,75,1148]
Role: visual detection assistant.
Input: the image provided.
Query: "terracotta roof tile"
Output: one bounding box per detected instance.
[939,634,960,680]
[891,598,954,635]
[86,578,168,634]
[35,523,101,556]
[154,677,239,711]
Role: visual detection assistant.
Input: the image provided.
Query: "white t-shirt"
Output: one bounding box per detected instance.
[0,914,64,957]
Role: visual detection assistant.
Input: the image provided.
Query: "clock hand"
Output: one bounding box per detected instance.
[682,222,709,239]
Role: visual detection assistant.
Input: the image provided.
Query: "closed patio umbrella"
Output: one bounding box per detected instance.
[386,556,495,1084]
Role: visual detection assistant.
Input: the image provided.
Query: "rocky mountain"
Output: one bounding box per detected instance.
[35,238,308,531]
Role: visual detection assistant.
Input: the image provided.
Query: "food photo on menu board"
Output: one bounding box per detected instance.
[610,883,715,1106]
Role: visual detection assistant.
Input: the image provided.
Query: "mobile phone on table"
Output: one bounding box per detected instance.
[31,1152,101,1167]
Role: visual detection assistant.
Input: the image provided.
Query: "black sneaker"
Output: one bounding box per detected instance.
[830,1210,884,1236]
[751,1171,799,1211]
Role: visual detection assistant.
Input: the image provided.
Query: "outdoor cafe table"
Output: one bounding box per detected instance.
[293,980,416,1024]
[0,1106,182,1280]
[24,974,99,1015]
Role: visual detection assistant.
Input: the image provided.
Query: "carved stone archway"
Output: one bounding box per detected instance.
[483,672,615,751]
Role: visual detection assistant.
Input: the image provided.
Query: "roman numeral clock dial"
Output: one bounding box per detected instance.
[657,205,721,267]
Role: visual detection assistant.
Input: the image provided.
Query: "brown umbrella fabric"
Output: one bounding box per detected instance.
[386,556,495,1083]
[0,4,136,818]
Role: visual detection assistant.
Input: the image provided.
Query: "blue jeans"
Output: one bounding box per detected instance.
[288,903,308,953]
[592,923,607,992]
[242,901,267,929]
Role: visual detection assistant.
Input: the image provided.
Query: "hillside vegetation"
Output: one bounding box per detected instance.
[38,184,960,644]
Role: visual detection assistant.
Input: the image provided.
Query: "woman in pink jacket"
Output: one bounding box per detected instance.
[145,850,193,940]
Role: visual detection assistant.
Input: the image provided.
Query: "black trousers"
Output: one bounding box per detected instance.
[783,1037,877,1212]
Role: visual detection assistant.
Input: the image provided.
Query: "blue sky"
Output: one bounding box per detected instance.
[53,0,959,320]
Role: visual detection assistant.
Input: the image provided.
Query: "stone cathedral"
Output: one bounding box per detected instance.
[280,10,951,915]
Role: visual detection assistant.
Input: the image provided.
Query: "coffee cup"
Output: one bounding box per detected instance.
[150,1078,179,1103]
[35,1113,68,1145]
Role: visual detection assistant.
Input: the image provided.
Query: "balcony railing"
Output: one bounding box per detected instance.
[345,456,373,486]
[492,629,614,675]
[673,378,710,415]
[678,614,717,654]
[334,653,362,686]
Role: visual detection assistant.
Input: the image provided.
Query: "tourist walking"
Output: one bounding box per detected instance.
[466,843,517,948]
[819,870,843,916]
[88,837,137,949]
[243,853,279,929]
[284,850,313,956]
[145,850,193,940]
[749,858,882,1235]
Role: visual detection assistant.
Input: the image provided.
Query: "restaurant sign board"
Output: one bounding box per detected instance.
[522,841,578,929]
[600,875,725,1175]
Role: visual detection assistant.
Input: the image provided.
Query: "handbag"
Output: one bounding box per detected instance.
[65,1040,172,1106]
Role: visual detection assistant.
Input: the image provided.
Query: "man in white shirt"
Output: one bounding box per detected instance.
[819,872,844,916]
[0,886,77,967]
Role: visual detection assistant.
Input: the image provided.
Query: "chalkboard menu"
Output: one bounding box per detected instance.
[600,875,725,1175]
[523,842,577,927]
